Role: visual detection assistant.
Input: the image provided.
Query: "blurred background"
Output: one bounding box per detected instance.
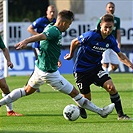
[0,0,133,75]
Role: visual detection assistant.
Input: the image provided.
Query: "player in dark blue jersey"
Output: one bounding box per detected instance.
[96,2,121,73]
[64,14,133,120]
[27,5,56,60]
[27,5,56,92]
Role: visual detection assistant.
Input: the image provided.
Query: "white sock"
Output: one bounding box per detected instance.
[0,88,26,106]
[108,66,114,73]
[2,93,13,111]
[73,94,102,114]
[102,66,109,74]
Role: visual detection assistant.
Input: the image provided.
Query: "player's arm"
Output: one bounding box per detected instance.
[15,33,46,49]
[64,38,80,60]
[117,52,133,69]
[58,60,62,68]
[27,25,39,35]
[2,47,13,68]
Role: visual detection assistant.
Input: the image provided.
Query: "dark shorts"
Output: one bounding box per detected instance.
[73,65,111,94]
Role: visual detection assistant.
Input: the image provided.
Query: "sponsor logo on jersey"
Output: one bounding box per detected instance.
[92,46,107,52]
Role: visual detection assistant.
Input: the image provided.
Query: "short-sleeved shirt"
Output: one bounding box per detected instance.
[0,36,5,49]
[96,15,120,39]
[31,17,56,48]
[73,30,120,73]
[35,23,62,72]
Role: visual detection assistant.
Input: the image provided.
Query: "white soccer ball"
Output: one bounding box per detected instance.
[63,104,80,121]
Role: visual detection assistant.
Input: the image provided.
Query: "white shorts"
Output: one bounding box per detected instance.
[0,69,4,80]
[28,66,73,94]
[101,49,119,64]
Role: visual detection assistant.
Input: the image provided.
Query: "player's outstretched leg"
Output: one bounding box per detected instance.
[0,88,26,106]
[2,93,23,116]
[99,103,115,118]
[72,93,115,118]
[79,103,115,119]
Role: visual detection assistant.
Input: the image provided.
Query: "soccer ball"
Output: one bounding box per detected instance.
[63,104,80,121]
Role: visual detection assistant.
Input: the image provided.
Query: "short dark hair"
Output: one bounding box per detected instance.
[58,10,74,21]
[106,2,115,7]
[101,14,114,23]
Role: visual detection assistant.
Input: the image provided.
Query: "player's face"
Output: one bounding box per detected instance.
[62,20,72,32]
[47,7,56,20]
[100,21,114,37]
[106,4,115,14]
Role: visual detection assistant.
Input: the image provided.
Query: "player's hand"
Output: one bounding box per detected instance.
[7,62,13,69]
[14,41,27,49]
[58,60,62,68]
[64,53,72,60]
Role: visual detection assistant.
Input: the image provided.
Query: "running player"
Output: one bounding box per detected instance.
[64,13,132,120]
[27,5,56,92]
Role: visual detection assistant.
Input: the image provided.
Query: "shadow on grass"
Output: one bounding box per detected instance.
[25,113,62,117]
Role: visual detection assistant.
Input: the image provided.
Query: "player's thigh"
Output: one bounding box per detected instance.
[45,70,73,94]
[94,67,111,87]
[28,66,44,89]
[74,72,92,94]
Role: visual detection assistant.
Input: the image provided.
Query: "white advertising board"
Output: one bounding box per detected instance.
[3,21,133,46]
[61,21,133,45]
[8,22,31,46]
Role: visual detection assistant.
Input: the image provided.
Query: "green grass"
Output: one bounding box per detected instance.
[0,73,133,133]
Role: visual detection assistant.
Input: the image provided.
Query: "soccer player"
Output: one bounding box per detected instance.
[0,10,115,118]
[0,36,22,116]
[64,13,133,120]
[27,5,56,92]
[96,2,121,73]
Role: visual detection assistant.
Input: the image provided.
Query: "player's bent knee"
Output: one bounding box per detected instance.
[107,85,117,94]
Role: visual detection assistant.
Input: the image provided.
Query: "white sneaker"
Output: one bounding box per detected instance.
[100,103,115,118]
[118,114,133,120]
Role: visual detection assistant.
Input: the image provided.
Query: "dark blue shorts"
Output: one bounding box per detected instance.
[73,65,111,94]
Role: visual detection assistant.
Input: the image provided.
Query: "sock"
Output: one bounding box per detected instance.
[102,66,109,74]
[2,93,13,111]
[108,66,114,73]
[73,94,102,114]
[110,92,124,116]
[0,88,26,106]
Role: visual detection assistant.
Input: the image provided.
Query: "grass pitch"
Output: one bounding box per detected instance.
[0,73,133,133]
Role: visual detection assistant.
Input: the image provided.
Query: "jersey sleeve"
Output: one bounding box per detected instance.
[77,31,92,45]
[0,36,6,49]
[32,17,43,29]
[43,27,60,40]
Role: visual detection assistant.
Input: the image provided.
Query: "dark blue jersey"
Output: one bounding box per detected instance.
[31,16,56,48]
[73,30,120,72]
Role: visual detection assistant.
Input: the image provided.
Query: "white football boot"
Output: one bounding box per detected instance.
[99,103,115,118]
